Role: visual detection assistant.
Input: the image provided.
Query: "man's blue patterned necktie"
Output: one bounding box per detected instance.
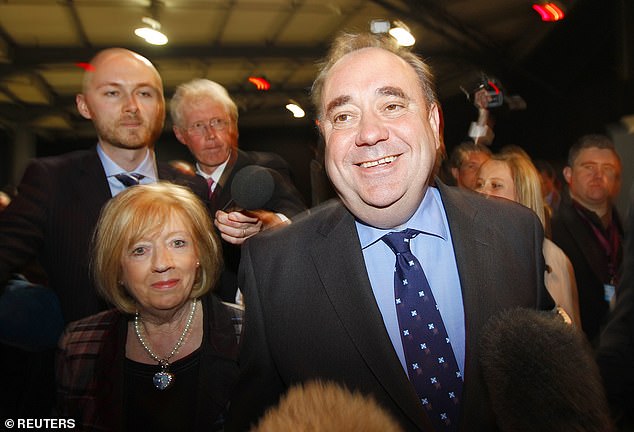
[114,172,145,187]
[382,229,463,431]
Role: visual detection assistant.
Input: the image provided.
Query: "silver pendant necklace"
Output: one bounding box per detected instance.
[134,299,198,390]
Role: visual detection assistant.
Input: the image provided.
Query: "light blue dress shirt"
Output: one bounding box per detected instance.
[356,186,465,377]
[96,145,157,197]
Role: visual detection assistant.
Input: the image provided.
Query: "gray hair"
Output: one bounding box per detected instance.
[170,78,238,128]
[311,32,438,119]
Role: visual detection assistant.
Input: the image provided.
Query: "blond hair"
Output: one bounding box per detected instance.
[252,381,403,432]
[91,182,222,313]
[493,153,546,228]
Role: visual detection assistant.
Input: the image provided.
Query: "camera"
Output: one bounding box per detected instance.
[475,75,504,108]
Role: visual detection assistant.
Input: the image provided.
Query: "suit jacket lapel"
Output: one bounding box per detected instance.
[437,183,492,360]
[76,148,112,214]
[209,149,240,212]
[560,201,608,282]
[438,182,520,428]
[310,202,431,431]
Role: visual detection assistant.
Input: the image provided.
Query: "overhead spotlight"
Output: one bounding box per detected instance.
[248,76,271,91]
[389,21,415,47]
[134,17,168,45]
[370,19,415,47]
[286,100,305,118]
[532,2,565,21]
[370,19,391,34]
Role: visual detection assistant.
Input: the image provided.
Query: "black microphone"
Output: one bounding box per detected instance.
[478,307,613,432]
[222,165,275,211]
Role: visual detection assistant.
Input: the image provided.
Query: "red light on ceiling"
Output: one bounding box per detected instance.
[75,62,95,72]
[532,3,565,22]
[248,76,271,91]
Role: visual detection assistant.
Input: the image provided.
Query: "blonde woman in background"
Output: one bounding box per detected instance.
[476,152,581,327]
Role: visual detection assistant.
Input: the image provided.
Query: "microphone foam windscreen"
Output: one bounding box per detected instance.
[479,308,612,432]
[230,165,275,210]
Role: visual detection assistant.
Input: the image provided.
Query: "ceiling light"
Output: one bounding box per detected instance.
[134,17,168,45]
[389,21,415,47]
[370,19,415,47]
[532,2,565,22]
[75,62,94,72]
[248,76,271,91]
[286,101,305,118]
[370,20,391,34]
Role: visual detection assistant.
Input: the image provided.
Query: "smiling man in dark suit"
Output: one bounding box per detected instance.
[227,32,552,432]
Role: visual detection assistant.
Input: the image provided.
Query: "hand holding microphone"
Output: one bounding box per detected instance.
[216,165,278,245]
[222,165,275,212]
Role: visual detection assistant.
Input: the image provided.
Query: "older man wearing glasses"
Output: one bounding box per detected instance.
[171,79,307,302]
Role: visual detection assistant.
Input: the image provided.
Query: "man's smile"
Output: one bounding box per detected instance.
[357,155,398,169]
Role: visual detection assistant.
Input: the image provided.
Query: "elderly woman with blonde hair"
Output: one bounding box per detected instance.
[55,182,241,431]
[476,152,581,327]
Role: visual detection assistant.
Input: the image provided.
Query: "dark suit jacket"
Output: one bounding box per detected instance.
[55,293,241,431]
[227,182,551,432]
[206,149,307,301]
[210,149,307,216]
[551,195,623,342]
[0,147,208,323]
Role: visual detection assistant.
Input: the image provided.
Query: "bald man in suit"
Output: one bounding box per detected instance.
[0,48,207,417]
[0,48,207,324]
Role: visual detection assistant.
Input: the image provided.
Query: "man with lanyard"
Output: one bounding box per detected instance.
[552,133,623,345]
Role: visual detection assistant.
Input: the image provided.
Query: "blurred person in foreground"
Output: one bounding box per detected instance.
[227,31,551,432]
[252,380,403,432]
[476,152,581,327]
[170,78,307,302]
[551,134,623,345]
[56,182,240,431]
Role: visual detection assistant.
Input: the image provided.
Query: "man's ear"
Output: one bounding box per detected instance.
[173,126,187,145]
[428,104,441,151]
[563,166,572,185]
[451,167,460,182]
[76,94,91,120]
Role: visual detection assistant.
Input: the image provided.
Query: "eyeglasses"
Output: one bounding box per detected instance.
[186,118,230,136]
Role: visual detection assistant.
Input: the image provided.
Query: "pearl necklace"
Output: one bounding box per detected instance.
[134,298,198,390]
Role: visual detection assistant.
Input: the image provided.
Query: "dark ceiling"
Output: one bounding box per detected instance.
[0,0,632,163]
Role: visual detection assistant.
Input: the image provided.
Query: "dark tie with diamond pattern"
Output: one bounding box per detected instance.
[114,172,145,188]
[382,229,463,431]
